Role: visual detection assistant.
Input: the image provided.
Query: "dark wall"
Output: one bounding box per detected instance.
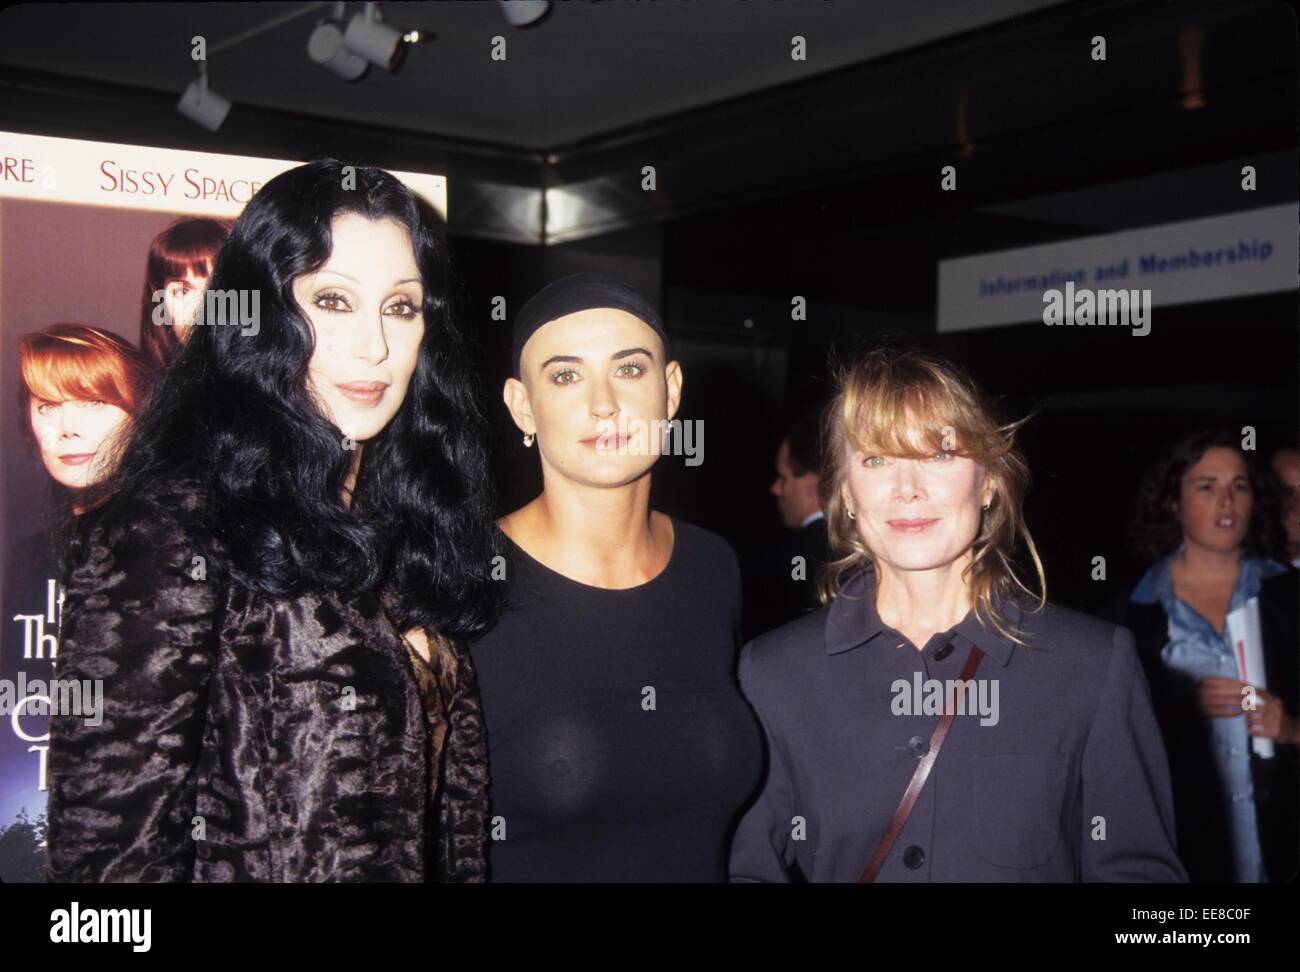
[1,0,1293,623]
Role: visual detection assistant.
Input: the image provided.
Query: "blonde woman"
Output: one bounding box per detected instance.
[729,347,1186,882]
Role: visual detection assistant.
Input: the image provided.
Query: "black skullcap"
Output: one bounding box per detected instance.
[512,272,668,378]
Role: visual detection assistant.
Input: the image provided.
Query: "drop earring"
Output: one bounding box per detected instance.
[523,432,535,448]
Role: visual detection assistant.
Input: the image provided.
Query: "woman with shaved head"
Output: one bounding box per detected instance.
[469,272,762,882]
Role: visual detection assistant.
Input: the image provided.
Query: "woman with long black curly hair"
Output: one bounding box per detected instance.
[46,159,502,882]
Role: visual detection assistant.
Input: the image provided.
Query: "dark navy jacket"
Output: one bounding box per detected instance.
[729,567,1187,882]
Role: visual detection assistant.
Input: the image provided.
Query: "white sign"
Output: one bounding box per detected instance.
[937,203,1298,331]
[0,130,446,217]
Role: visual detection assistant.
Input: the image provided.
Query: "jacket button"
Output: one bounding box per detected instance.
[935,642,954,660]
[908,735,929,758]
[903,845,926,869]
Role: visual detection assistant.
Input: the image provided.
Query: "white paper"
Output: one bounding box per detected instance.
[1226,597,1273,759]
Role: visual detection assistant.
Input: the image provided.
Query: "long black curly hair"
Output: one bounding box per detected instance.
[74,158,502,639]
[1127,425,1287,566]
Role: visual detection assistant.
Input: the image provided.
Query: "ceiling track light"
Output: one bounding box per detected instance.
[176,62,231,132]
[178,1,426,128]
[498,0,550,28]
[342,2,407,72]
[308,20,369,80]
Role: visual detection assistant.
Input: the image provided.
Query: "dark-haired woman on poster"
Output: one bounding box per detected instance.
[138,217,232,368]
[47,160,500,882]
[1108,428,1298,882]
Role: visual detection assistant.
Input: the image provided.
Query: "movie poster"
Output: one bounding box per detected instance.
[0,130,445,880]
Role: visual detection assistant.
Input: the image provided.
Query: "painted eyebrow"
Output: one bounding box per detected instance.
[537,347,656,373]
[313,269,422,287]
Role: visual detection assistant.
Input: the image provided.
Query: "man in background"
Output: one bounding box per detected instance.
[770,416,831,578]
[741,416,833,641]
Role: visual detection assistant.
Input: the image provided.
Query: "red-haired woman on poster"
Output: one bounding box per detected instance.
[2,324,150,882]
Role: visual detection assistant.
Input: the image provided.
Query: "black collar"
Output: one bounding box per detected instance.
[824,567,1021,667]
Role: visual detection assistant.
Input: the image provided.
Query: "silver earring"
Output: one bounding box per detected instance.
[982,501,991,511]
[846,508,857,521]
[523,432,535,448]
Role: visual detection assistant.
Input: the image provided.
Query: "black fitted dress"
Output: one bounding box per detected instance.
[469,519,762,882]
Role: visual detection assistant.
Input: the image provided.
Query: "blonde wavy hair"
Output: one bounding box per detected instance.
[816,347,1046,645]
